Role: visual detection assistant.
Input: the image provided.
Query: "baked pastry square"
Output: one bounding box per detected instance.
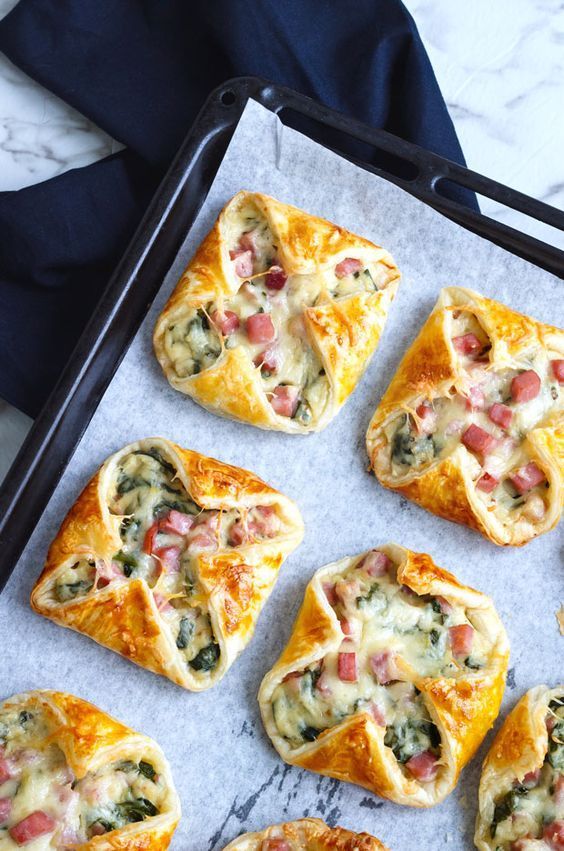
[259,544,508,807]
[31,438,304,691]
[0,690,179,847]
[223,818,389,850]
[366,286,563,545]
[475,684,564,851]
[153,191,400,433]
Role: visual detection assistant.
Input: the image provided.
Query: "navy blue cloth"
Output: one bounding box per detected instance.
[0,0,476,417]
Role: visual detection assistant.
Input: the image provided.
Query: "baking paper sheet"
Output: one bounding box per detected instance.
[1,99,562,850]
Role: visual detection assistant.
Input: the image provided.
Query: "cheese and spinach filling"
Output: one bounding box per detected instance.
[0,705,166,845]
[52,446,283,677]
[270,552,491,781]
[378,309,561,526]
[488,696,564,849]
[162,199,395,427]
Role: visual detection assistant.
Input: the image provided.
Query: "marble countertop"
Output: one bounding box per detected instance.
[0,0,563,479]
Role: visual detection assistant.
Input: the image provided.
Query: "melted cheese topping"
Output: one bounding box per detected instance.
[0,704,167,847]
[488,696,564,849]
[162,199,395,428]
[378,309,562,530]
[51,447,285,679]
[270,551,492,781]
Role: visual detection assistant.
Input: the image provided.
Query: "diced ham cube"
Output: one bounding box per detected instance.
[230,248,254,278]
[449,624,474,657]
[554,775,564,807]
[0,758,12,785]
[322,582,338,606]
[96,559,123,588]
[520,768,540,788]
[316,672,332,698]
[9,811,56,845]
[415,403,438,434]
[370,703,386,726]
[510,838,535,851]
[238,231,258,254]
[508,462,546,495]
[265,266,288,290]
[89,823,108,837]
[262,840,291,851]
[462,424,498,454]
[339,617,355,638]
[551,359,564,383]
[246,313,275,343]
[405,750,439,782]
[543,820,564,851]
[511,370,541,403]
[452,333,482,356]
[154,546,181,573]
[358,550,391,577]
[0,798,11,823]
[248,506,280,538]
[369,650,398,685]
[253,345,280,373]
[436,596,453,615]
[465,386,486,411]
[270,385,299,417]
[143,521,160,555]
[228,519,248,547]
[335,258,363,278]
[158,510,194,536]
[338,652,358,682]
[335,578,361,607]
[210,309,240,336]
[488,403,513,429]
[476,472,499,493]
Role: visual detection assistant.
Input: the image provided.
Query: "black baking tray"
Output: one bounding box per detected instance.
[0,76,563,591]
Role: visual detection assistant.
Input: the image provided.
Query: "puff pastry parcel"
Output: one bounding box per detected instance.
[223,817,389,850]
[153,191,400,433]
[475,684,564,851]
[366,287,563,546]
[31,438,303,691]
[0,690,179,848]
[259,544,508,807]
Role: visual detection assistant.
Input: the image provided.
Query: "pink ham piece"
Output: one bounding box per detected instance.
[0,757,11,785]
[520,768,540,788]
[316,672,332,698]
[238,231,258,254]
[210,309,240,336]
[228,519,249,547]
[370,703,386,726]
[143,522,160,555]
[189,528,218,551]
[415,403,438,434]
[265,266,288,290]
[338,652,358,682]
[322,582,338,606]
[230,248,253,278]
[406,750,439,782]
[335,578,361,607]
[9,811,56,845]
[158,510,194,536]
[448,624,474,657]
[369,650,398,685]
[452,333,482,356]
[511,370,541,403]
[248,506,280,538]
[96,560,123,588]
[154,546,181,573]
[465,386,486,412]
[555,775,564,807]
[543,821,564,851]
[247,313,275,344]
[436,596,453,615]
[253,345,280,373]
[0,798,11,823]
[262,840,291,851]
[508,461,545,495]
[552,359,564,383]
[476,472,499,493]
[488,402,513,429]
[510,839,535,851]
[270,385,299,417]
[339,617,355,639]
[358,550,391,577]
[335,258,362,278]
[547,713,557,734]
[461,424,497,454]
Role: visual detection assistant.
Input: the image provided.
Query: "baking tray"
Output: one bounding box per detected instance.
[0,74,562,592]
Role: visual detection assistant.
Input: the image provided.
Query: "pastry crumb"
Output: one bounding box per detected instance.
[557,605,564,635]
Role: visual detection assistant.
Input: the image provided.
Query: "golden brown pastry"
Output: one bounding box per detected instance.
[222,817,389,850]
[0,690,179,848]
[259,544,509,807]
[475,685,564,851]
[153,190,400,433]
[31,438,304,691]
[366,286,564,546]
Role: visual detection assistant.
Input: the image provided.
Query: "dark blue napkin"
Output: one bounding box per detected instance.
[0,0,476,418]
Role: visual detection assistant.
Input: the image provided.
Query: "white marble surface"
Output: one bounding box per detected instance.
[0,0,562,478]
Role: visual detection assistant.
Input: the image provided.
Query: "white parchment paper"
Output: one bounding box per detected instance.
[1,100,562,850]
